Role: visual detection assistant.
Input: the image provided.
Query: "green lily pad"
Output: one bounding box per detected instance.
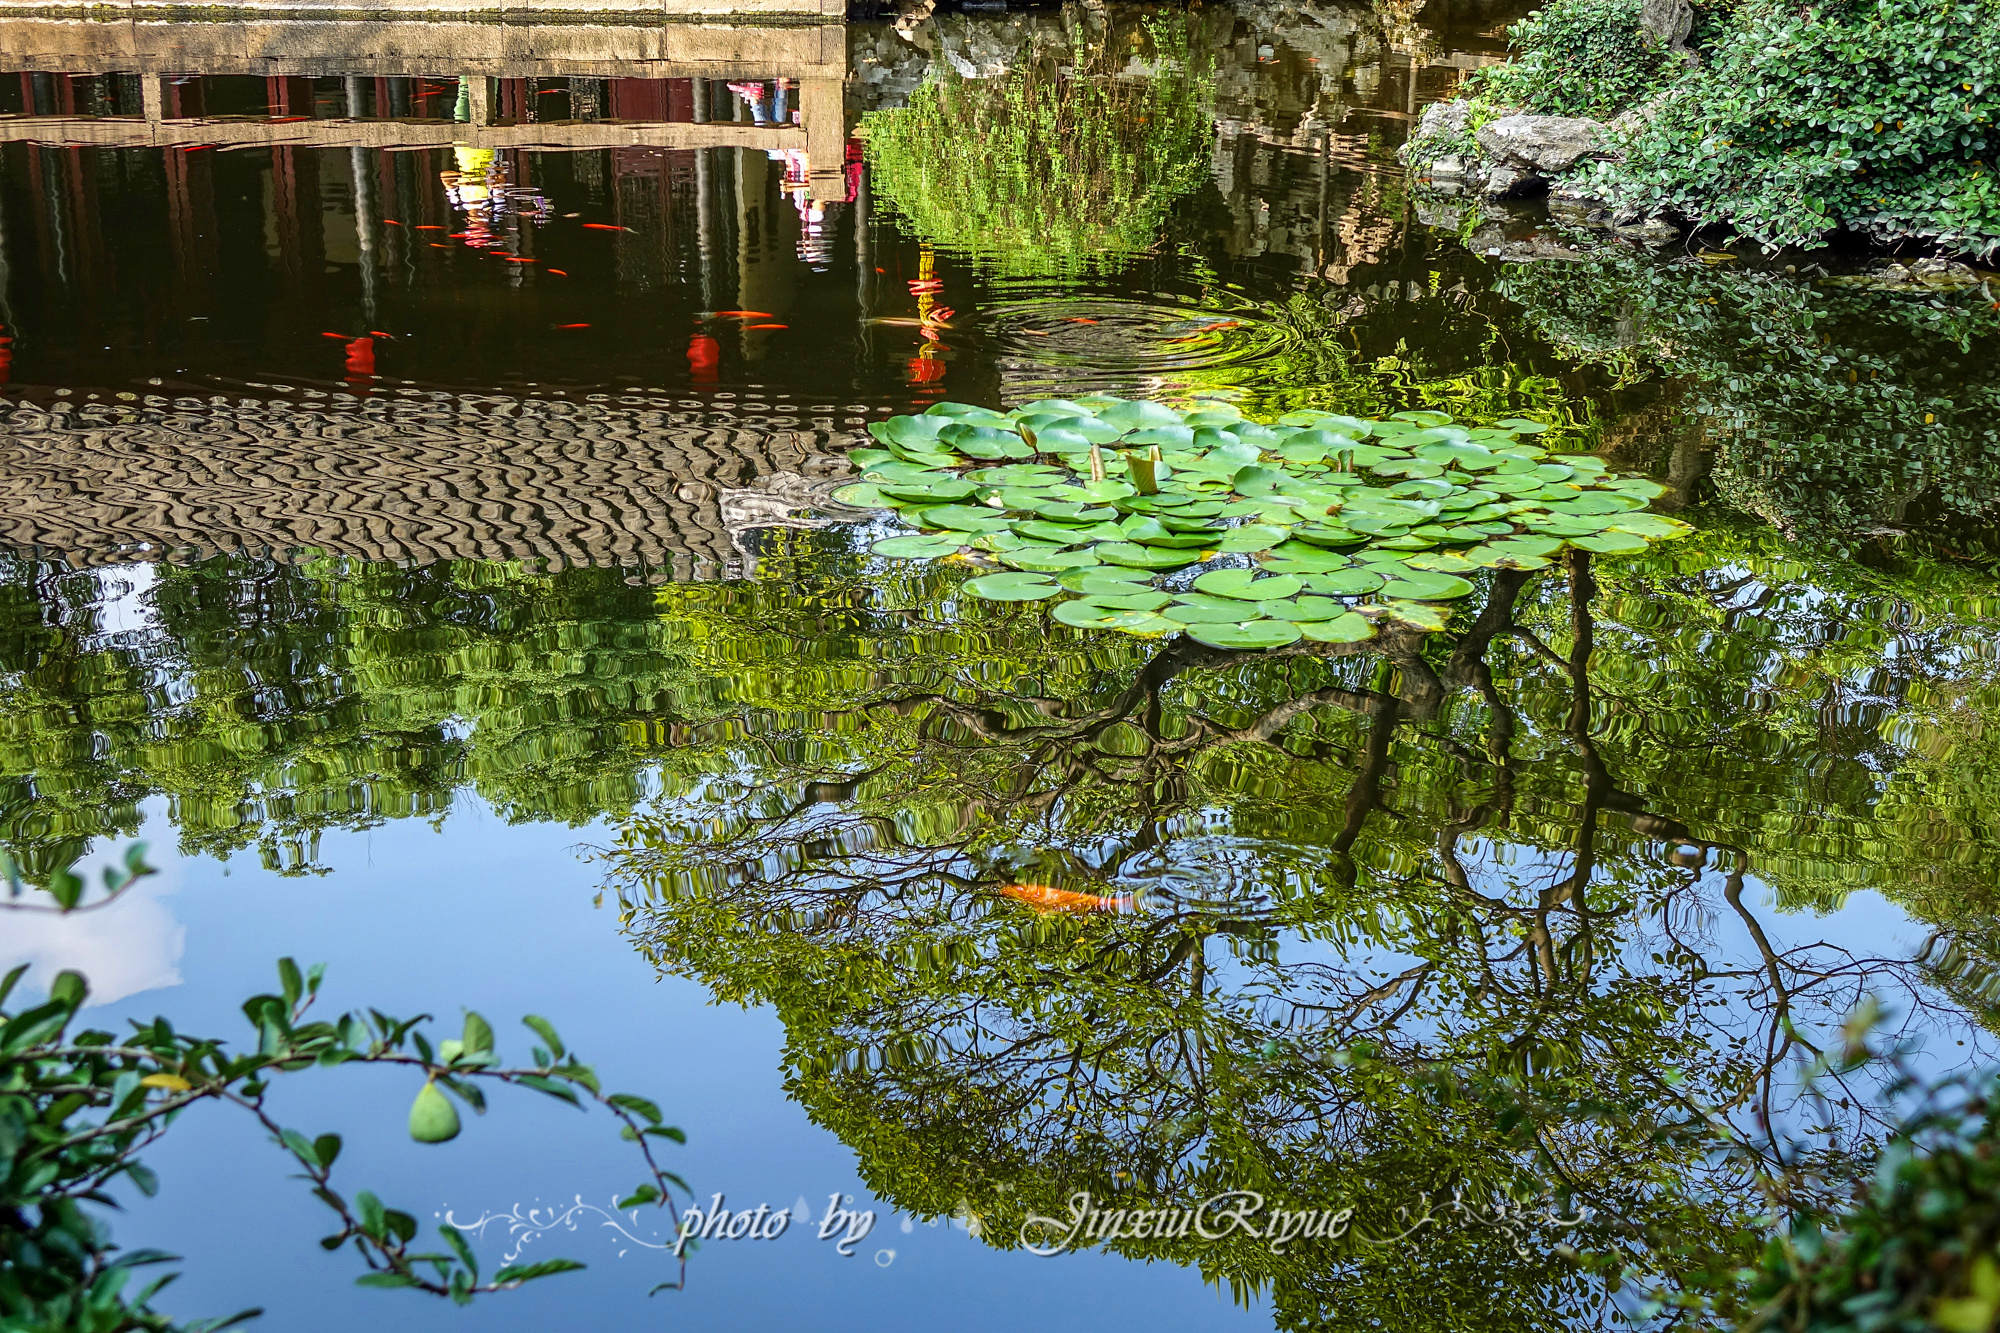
[964,572,1062,601]
[1297,612,1377,643]
[1160,600,1257,625]
[1367,601,1455,631]
[1606,512,1695,540]
[1078,590,1174,613]
[1378,570,1476,600]
[1216,526,1288,554]
[920,504,1014,532]
[1569,531,1651,555]
[1260,596,1350,622]
[1294,566,1385,596]
[1193,569,1304,601]
[1095,542,1204,570]
[873,535,962,559]
[833,483,891,506]
[1058,567,1156,594]
[1001,548,1103,572]
[878,480,980,504]
[1263,547,1359,574]
[1053,601,1178,633]
[941,424,1033,460]
[1186,619,1304,651]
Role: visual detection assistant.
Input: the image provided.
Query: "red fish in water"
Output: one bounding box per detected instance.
[1066,317,1100,325]
[319,331,348,339]
[709,311,775,318]
[369,330,391,338]
[745,323,787,330]
[546,269,568,276]
[556,323,590,329]
[499,256,535,263]
[581,223,627,231]
[414,225,444,231]
[382,219,402,226]
[999,883,1132,914]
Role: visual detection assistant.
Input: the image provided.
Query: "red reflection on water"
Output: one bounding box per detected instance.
[688,333,720,383]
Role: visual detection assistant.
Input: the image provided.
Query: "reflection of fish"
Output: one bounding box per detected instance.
[999,883,1132,914]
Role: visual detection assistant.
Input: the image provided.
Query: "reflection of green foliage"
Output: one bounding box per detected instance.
[1496,242,2000,546]
[1209,282,1612,459]
[601,522,2000,1326]
[862,16,1213,277]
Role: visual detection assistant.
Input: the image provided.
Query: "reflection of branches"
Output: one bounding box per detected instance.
[605,556,1994,1319]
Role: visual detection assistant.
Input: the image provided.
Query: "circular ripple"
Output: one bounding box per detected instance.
[970,294,1293,400]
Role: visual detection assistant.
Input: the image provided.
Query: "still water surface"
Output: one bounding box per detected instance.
[2,1,1998,1328]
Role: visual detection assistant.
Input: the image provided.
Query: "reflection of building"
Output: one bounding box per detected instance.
[0,20,853,202]
[0,393,860,576]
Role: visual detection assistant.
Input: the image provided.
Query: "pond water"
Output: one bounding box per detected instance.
[2,2,1998,1329]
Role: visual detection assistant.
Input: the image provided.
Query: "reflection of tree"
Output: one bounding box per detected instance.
[605,538,2000,1327]
[1495,244,2000,546]
[861,11,1218,277]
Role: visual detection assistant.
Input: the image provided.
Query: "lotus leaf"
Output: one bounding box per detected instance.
[1261,596,1348,622]
[1078,590,1174,613]
[1300,568,1387,596]
[920,505,1015,532]
[1160,601,1259,625]
[1058,567,1155,593]
[1186,620,1304,651]
[874,535,962,559]
[1378,570,1476,601]
[1053,601,1178,633]
[833,483,891,506]
[1297,612,1377,643]
[1569,531,1651,555]
[1095,543,1204,570]
[1193,569,1304,601]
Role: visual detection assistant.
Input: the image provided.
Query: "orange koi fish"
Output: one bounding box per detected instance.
[1065,317,1100,325]
[999,883,1133,914]
[546,269,569,276]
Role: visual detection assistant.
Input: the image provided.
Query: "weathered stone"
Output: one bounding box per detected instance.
[1481,166,1544,199]
[1476,115,1612,173]
[1398,98,1471,164]
[1640,0,1694,48]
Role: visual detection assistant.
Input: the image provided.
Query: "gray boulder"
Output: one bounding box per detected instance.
[1476,115,1613,173]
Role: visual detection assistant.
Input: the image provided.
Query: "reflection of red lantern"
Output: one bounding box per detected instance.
[907,351,946,384]
[0,331,12,387]
[688,333,720,383]
[344,335,375,393]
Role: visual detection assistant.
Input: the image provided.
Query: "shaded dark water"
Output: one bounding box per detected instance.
[2,3,1999,1329]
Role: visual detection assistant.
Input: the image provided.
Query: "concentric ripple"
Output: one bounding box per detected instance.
[969,293,1294,401]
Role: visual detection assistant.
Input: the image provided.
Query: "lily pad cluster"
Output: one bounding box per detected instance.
[835,395,1693,650]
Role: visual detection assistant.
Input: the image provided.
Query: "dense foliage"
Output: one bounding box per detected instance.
[0,853,685,1329]
[1587,0,2000,255]
[1466,0,1671,120]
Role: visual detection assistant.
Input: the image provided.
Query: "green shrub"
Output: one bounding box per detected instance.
[1588,0,2000,256]
[1467,0,1673,119]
